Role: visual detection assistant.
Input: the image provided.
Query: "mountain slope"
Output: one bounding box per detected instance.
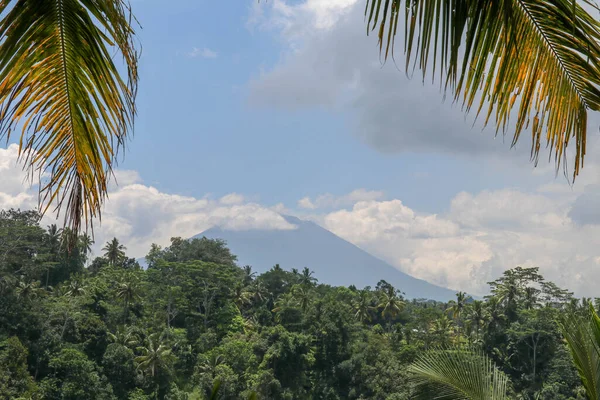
[196,215,457,301]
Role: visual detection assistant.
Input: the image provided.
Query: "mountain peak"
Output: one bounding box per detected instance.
[197,215,457,301]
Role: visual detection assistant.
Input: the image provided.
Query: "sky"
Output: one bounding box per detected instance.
[2,0,600,296]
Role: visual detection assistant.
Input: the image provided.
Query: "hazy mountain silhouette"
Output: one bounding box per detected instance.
[196,215,457,301]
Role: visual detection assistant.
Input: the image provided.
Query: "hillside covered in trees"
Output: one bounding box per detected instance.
[0,209,594,399]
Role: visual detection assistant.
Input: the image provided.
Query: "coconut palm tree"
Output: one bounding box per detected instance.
[44,224,62,287]
[242,265,256,285]
[196,353,224,380]
[560,303,600,399]
[377,286,405,319]
[135,333,174,378]
[250,280,269,305]
[299,267,317,287]
[365,0,600,180]
[103,238,126,266]
[79,233,94,264]
[429,316,456,347]
[116,273,141,322]
[292,285,312,312]
[352,290,374,322]
[232,282,252,313]
[107,325,140,348]
[409,347,511,399]
[466,300,487,341]
[272,292,298,323]
[15,278,44,302]
[65,276,87,297]
[447,292,470,320]
[409,305,600,400]
[47,224,63,255]
[0,1,139,231]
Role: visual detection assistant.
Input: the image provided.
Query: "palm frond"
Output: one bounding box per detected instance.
[560,303,600,399]
[365,0,600,178]
[408,347,511,399]
[0,0,139,231]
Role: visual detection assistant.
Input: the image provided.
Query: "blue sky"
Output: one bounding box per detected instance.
[2,0,600,296]
[124,0,550,213]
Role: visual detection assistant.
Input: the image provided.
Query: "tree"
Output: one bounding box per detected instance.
[447,291,470,320]
[148,237,237,267]
[560,303,600,399]
[79,233,94,264]
[0,337,37,399]
[116,272,141,322]
[377,286,405,320]
[42,348,115,400]
[299,267,317,287]
[0,0,139,231]
[45,224,62,287]
[272,293,298,323]
[102,343,136,399]
[292,285,312,313]
[365,0,600,180]
[65,276,87,297]
[242,265,256,285]
[15,277,44,302]
[409,348,511,400]
[103,238,126,266]
[232,282,252,313]
[352,290,374,322]
[107,325,140,348]
[465,300,486,342]
[135,333,175,378]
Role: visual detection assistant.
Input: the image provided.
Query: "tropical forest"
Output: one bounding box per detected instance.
[3,0,600,399]
[1,209,599,399]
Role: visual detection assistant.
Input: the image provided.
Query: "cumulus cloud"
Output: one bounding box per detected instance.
[220,193,245,205]
[0,145,37,209]
[297,189,385,210]
[3,139,600,296]
[318,186,600,296]
[249,0,594,169]
[95,187,296,258]
[0,145,296,258]
[188,47,218,59]
[568,184,600,226]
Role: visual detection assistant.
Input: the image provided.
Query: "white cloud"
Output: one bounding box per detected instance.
[317,186,600,296]
[0,145,37,210]
[298,197,316,210]
[298,189,385,209]
[108,169,142,191]
[220,193,245,205]
[0,145,296,258]
[248,0,594,172]
[3,140,600,297]
[188,47,218,59]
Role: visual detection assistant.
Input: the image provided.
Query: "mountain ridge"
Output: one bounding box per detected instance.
[195,214,457,301]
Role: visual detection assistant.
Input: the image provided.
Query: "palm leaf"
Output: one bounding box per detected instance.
[365,0,600,179]
[408,347,511,399]
[209,379,221,400]
[560,303,600,399]
[0,0,139,231]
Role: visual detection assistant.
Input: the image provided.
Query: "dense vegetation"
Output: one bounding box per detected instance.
[0,209,595,399]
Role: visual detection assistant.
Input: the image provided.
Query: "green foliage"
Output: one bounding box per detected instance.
[0,337,38,399]
[0,210,597,398]
[364,0,600,180]
[409,348,511,400]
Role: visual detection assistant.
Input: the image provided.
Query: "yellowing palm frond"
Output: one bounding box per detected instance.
[0,0,139,231]
[366,0,600,178]
[409,347,511,399]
